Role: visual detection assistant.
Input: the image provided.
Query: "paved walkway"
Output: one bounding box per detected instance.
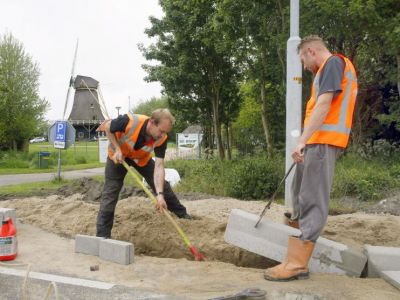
[0,167,105,187]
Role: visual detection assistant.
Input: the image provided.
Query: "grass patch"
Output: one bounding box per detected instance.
[0,180,68,197]
[0,175,106,198]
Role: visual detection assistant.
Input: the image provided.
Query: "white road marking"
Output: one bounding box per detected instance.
[0,266,114,289]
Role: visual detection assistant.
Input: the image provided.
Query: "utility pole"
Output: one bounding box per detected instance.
[285,0,302,206]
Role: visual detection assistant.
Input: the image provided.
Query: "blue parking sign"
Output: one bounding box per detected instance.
[54,121,66,148]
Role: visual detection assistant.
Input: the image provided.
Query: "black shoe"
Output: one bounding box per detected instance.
[179,213,193,220]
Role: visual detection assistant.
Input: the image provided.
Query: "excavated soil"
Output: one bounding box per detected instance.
[2,192,400,268]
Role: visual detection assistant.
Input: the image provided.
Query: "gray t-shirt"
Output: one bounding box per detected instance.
[317,55,345,98]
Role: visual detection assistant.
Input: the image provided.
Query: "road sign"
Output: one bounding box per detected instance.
[54,121,66,149]
[48,121,76,149]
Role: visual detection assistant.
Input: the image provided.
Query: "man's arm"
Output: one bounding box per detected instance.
[292,92,334,163]
[97,120,123,164]
[154,157,167,212]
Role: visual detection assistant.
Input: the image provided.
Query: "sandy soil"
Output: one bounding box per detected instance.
[2,194,400,299]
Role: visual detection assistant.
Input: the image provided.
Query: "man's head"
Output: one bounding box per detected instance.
[147,108,175,140]
[297,35,331,74]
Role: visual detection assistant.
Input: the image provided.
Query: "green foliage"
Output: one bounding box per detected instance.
[0,33,49,150]
[167,156,284,200]
[0,141,102,173]
[75,156,87,164]
[168,151,400,202]
[224,157,284,200]
[332,153,400,201]
[132,96,168,116]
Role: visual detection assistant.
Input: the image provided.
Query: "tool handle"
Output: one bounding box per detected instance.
[121,161,193,247]
[255,162,296,227]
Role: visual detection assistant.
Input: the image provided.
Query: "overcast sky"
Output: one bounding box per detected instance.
[0,0,164,120]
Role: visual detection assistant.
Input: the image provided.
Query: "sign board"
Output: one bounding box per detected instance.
[177,133,203,149]
[98,137,109,163]
[54,121,66,149]
[48,121,76,149]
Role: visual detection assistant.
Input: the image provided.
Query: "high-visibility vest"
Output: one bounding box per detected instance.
[108,114,168,166]
[304,54,358,148]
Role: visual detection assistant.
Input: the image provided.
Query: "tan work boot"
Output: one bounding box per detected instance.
[264,236,315,281]
[283,212,299,229]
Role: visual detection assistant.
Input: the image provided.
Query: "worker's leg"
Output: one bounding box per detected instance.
[96,158,126,238]
[129,158,189,218]
[265,144,340,281]
[298,144,341,241]
[284,163,304,228]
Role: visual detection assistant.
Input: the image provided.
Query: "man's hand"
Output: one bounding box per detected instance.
[111,149,124,164]
[96,119,111,132]
[292,142,306,163]
[155,195,167,213]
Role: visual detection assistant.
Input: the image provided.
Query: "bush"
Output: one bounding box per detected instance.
[167,156,284,200]
[332,153,399,201]
[224,157,283,199]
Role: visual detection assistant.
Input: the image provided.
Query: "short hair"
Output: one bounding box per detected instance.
[151,108,175,125]
[297,35,327,53]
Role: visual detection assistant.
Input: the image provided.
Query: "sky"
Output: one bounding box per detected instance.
[0,0,164,120]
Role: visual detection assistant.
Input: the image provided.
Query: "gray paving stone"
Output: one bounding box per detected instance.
[0,207,16,226]
[75,235,104,256]
[381,271,400,290]
[364,245,400,278]
[224,209,367,276]
[99,239,134,265]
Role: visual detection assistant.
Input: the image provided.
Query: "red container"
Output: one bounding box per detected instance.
[0,217,17,261]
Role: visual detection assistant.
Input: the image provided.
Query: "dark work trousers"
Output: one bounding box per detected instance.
[96,157,188,238]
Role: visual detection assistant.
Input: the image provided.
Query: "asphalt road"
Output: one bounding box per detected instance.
[0,167,105,187]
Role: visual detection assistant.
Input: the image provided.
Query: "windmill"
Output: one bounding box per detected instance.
[62,41,107,140]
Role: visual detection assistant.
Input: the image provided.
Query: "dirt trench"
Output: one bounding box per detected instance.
[2,195,275,269]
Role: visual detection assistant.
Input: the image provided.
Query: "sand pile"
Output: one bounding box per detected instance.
[2,195,273,268]
[2,193,400,268]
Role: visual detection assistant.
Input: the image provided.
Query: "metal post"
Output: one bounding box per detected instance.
[285,0,302,206]
[57,149,62,181]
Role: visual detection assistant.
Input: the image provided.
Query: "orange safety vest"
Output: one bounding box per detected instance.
[108,114,168,166]
[304,54,358,148]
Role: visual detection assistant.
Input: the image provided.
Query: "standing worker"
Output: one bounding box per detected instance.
[96,108,191,239]
[264,35,358,281]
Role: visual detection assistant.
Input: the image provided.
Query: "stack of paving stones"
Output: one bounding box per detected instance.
[75,234,134,265]
[224,209,400,290]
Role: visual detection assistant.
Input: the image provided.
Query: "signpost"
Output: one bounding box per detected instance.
[48,121,76,180]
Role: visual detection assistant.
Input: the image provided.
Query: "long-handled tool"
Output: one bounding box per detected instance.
[121,161,206,261]
[254,162,296,228]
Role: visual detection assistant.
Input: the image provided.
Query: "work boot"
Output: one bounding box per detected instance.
[283,212,299,229]
[264,236,315,281]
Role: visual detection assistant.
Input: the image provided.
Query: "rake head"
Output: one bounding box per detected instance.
[189,246,206,261]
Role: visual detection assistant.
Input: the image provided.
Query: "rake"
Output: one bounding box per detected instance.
[121,161,205,261]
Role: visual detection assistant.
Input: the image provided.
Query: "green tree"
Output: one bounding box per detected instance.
[0,33,48,150]
[141,0,241,160]
[214,0,289,157]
